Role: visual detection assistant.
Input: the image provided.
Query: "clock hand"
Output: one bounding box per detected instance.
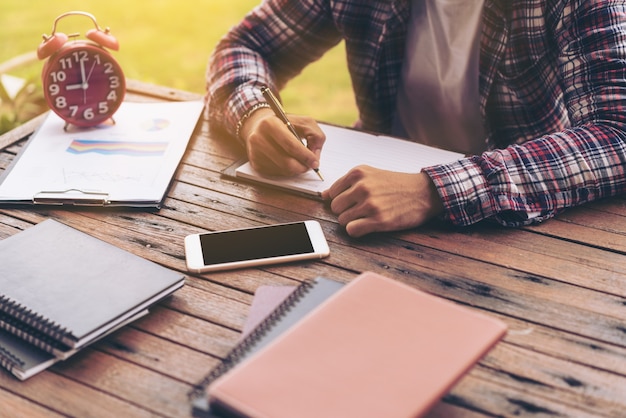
[80,59,87,86]
[85,61,97,84]
[83,61,97,104]
[67,59,93,93]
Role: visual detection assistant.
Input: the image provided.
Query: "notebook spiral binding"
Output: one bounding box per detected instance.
[0,295,71,344]
[0,345,24,373]
[0,312,71,355]
[188,279,315,400]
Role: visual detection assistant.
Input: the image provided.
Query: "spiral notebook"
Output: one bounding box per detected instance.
[0,311,147,380]
[0,219,185,380]
[190,272,507,418]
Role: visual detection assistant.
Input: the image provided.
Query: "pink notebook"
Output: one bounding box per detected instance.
[206,271,507,418]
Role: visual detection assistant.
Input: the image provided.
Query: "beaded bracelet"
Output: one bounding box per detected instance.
[235,102,272,144]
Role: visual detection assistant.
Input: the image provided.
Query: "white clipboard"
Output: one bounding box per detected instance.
[0,100,204,208]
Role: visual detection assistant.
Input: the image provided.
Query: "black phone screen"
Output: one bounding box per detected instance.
[200,222,314,265]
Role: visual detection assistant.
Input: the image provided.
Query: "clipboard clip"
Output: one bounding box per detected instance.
[33,189,110,206]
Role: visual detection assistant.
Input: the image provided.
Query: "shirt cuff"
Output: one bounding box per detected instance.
[422,157,498,226]
[424,156,557,227]
[225,85,268,138]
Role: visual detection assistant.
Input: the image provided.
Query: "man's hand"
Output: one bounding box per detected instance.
[321,167,444,237]
[240,108,325,176]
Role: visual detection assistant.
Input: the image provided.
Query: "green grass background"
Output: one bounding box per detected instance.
[0,0,357,126]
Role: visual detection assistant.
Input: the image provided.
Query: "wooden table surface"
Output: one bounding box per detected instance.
[0,81,625,418]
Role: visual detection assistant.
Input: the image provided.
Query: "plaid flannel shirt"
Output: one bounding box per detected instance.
[207,0,626,226]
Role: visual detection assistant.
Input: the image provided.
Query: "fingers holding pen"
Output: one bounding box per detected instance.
[259,86,325,179]
[240,108,325,176]
[287,114,326,166]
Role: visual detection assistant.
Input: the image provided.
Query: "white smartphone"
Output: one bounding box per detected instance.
[184,220,330,273]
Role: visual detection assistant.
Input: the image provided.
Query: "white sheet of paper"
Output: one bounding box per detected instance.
[0,100,204,206]
[235,123,464,196]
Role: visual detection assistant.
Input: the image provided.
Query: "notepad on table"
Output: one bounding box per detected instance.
[0,219,185,380]
[226,123,464,198]
[0,100,204,208]
[190,271,507,418]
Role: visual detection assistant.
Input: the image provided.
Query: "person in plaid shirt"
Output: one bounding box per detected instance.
[207,0,626,238]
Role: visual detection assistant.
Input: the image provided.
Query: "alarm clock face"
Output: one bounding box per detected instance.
[42,42,125,127]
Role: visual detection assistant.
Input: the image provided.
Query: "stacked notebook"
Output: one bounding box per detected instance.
[0,219,185,380]
[190,271,507,418]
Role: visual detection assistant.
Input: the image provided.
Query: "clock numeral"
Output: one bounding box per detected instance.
[84,108,95,120]
[55,96,67,109]
[109,76,120,89]
[103,62,114,74]
[72,50,88,62]
[50,71,66,83]
[59,57,73,70]
[107,90,118,102]
[69,106,78,117]
[98,102,109,114]
[48,84,60,96]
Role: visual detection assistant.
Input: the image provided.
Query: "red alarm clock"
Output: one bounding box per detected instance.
[37,11,125,129]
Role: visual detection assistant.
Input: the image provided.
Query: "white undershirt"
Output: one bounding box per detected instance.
[392,0,485,155]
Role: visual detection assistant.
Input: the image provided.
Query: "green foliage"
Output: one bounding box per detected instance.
[0,1,357,133]
[0,77,47,135]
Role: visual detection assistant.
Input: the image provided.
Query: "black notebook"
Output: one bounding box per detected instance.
[0,311,147,380]
[0,219,185,380]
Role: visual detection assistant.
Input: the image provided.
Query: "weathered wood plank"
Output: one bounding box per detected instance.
[0,390,64,418]
[522,203,626,253]
[398,223,626,296]
[53,350,192,417]
[97,327,220,385]
[443,371,610,418]
[0,113,45,151]
[125,79,203,102]
[0,366,157,418]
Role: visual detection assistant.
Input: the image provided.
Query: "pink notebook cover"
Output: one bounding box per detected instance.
[208,271,507,418]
